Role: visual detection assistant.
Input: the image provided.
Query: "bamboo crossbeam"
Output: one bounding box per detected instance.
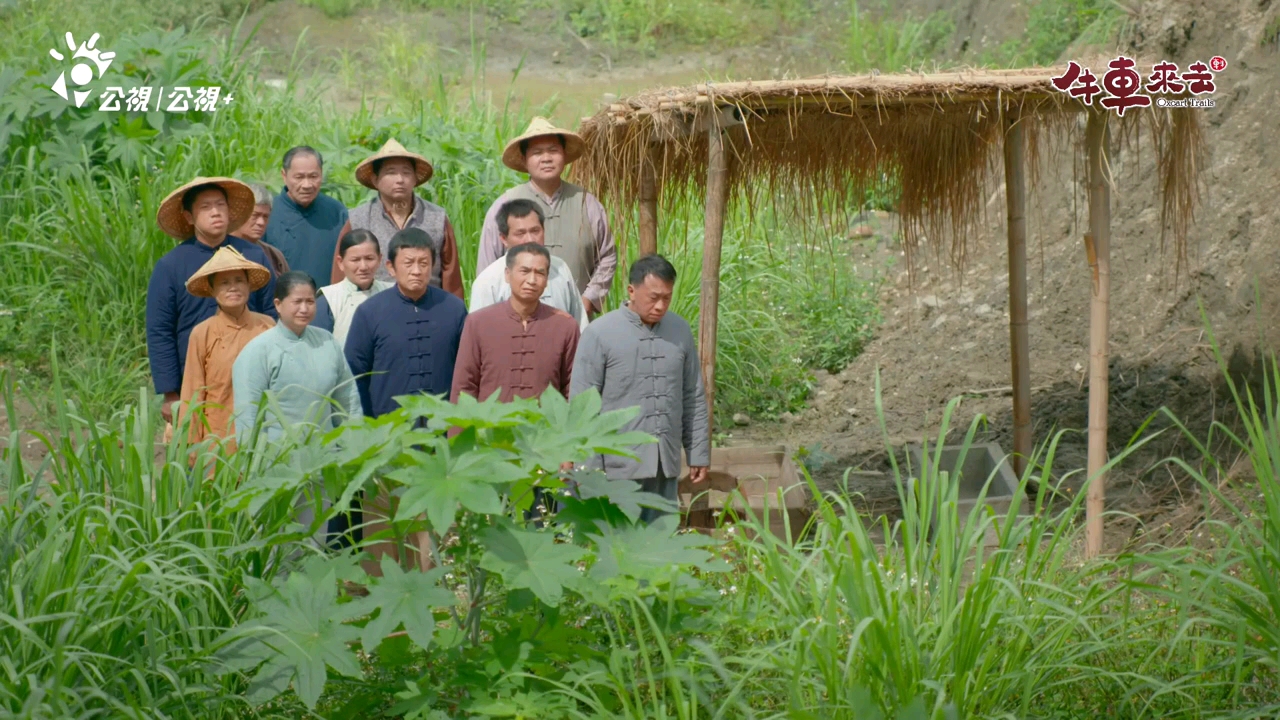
[599,91,1076,123]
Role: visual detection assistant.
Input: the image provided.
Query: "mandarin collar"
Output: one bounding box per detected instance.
[395,285,432,305]
[621,304,659,330]
[279,187,320,215]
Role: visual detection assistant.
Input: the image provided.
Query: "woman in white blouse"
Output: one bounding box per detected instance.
[312,229,394,347]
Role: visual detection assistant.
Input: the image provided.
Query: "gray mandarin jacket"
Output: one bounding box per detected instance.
[570,305,711,480]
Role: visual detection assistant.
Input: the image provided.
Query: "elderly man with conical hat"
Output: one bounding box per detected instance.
[327,139,464,300]
[176,246,276,446]
[146,177,278,426]
[477,117,616,318]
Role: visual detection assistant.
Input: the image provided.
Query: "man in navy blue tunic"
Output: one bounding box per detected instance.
[146,177,277,424]
[345,228,467,419]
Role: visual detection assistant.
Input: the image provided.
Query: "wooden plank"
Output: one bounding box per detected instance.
[638,157,658,256]
[699,122,729,435]
[1085,109,1111,559]
[1003,111,1032,479]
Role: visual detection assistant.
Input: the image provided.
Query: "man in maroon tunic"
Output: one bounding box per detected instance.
[451,242,580,404]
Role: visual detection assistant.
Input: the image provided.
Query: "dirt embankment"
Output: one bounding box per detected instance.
[740,0,1280,542]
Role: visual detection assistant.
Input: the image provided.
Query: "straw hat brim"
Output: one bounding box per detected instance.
[156,177,256,240]
[502,128,585,173]
[355,148,434,190]
[185,250,272,298]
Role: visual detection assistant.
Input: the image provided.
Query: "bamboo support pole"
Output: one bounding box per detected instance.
[638,156,658,256]
[1085,109,1111,559]
[699,123,728,434]
[1003,111,1032,479]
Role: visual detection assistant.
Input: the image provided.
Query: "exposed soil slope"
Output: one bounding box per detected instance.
[740,0,1280,545]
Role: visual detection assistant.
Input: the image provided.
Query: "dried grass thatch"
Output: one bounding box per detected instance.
[573,67,1207,272]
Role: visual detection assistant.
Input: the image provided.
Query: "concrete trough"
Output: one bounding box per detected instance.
[905,442,1026,545]
[678,445,811,543]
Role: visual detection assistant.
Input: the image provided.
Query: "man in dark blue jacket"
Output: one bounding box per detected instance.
[263,146,349,286]
[146,177,278,424]
[345,228,467,419]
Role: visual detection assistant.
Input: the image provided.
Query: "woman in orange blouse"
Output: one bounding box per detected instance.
[178,247,276,446]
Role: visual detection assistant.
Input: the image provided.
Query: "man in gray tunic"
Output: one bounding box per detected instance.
[477,117,616,318]
[570,254,709,522]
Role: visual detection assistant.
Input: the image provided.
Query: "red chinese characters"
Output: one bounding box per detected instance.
[1051,61,1102,105]
[1099,56,1151,116]
[1054,56,1220,115]
[1182,60,1216,95]
[1145,61,1185,95]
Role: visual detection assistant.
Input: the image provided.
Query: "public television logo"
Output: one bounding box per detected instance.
[1051,55,1225,115]
[48,31,233,112]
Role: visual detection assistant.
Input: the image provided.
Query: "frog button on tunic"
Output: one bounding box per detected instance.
[570,305,711,507]
[450,302,580,404]
[344,285,468,419]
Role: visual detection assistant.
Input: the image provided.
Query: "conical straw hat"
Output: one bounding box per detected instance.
[156,177,255,240]
[185,246,272,298]
[501,117,585,173]
[355,138,434,190]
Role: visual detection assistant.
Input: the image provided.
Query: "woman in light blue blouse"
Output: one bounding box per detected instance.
[233,271,360,446]
[233,271,362,545]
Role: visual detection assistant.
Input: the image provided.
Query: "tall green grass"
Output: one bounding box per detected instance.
[0,368,301,718]
[6,346,1280,715]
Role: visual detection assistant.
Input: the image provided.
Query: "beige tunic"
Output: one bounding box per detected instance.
[178,308,276,444]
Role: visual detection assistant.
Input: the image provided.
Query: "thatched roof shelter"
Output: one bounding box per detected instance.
[575,67,1203,268]
[573,66,1208,558]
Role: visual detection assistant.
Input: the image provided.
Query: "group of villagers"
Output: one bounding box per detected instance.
[145,118,712,541]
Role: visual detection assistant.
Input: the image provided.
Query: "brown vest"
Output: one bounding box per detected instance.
[349,195,448,287]
[507,181,595,294]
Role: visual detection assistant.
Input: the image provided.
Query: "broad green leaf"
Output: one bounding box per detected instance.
[398,390,536,429]
[390,680,445,720]
[479,522,585,606]
[570,468,679,522]
[346,555,454,652]
[299,552,369,588]
[230,569,365,709]
[245,656,293,706]
[514,388,652,471]
[589,516,725,585]
[388,445,527,532]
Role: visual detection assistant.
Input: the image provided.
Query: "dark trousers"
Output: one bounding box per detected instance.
[637,462,678,524]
